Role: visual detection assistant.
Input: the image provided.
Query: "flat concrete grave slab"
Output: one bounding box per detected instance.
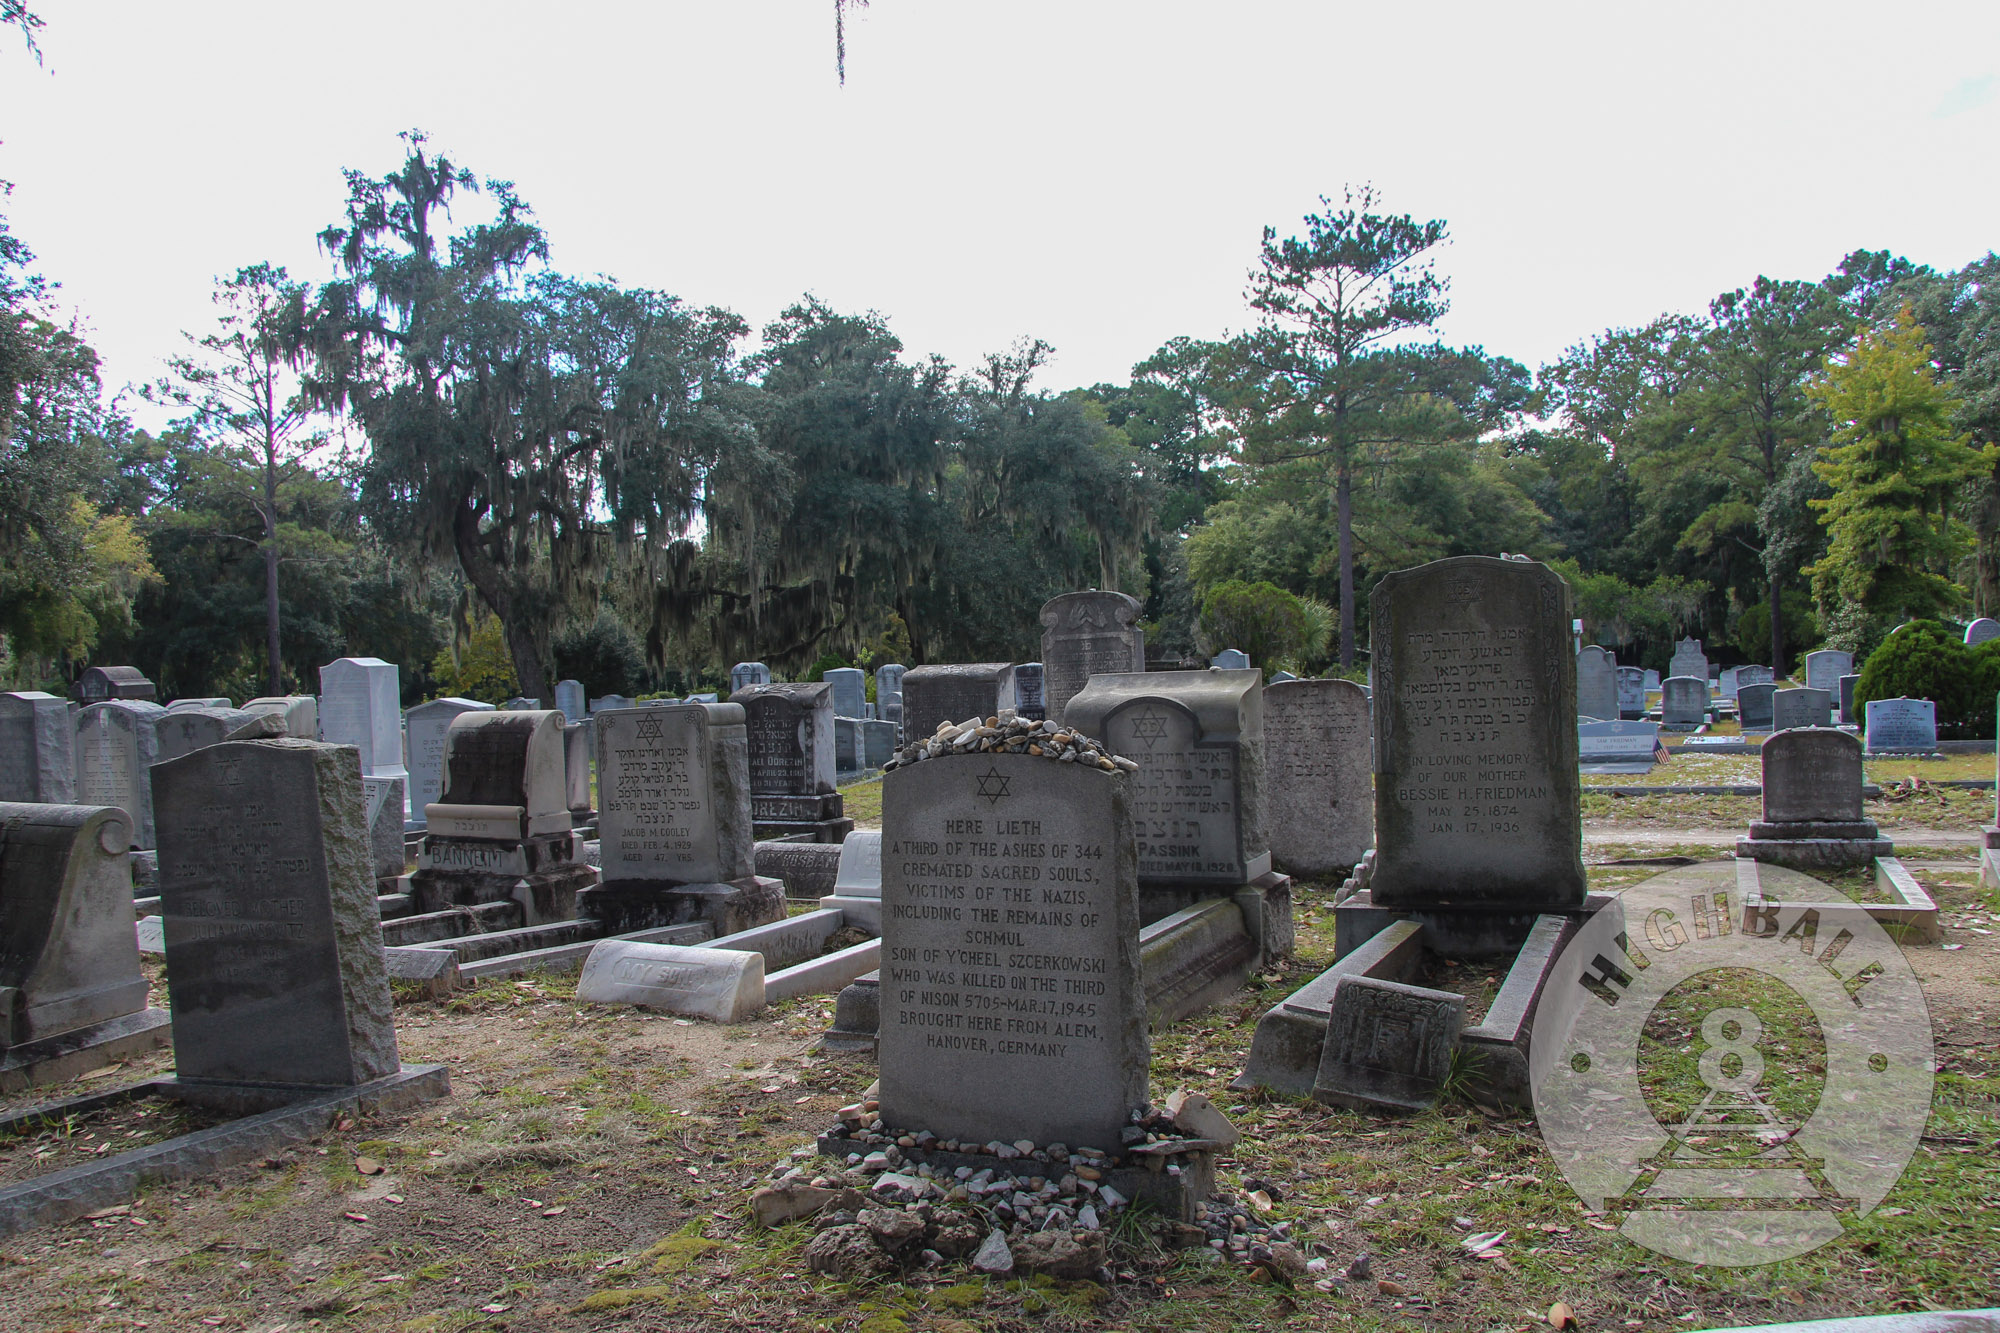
[1736,857,1940,945]
[707,908,846,971]
[1233,919,1424,1099]
[765,938,881,1003]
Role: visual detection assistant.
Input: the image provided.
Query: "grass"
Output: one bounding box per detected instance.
[842,774,885,826]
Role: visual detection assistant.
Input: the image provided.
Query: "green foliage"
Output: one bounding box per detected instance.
[1546,559,1711,657]
[1731,589,1820,661]
[1854,620,2000,739]
[1197,580,1312,670]
[554,612,647,699]
[805,652,853,683]
[429,616,519,703]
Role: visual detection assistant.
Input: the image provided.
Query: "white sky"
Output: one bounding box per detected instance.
[3,1,1997,426]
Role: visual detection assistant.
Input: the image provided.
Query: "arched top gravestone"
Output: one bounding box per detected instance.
[1368,555,1585,910]
[1576,646,1617,721]
[1040,590,1146,728]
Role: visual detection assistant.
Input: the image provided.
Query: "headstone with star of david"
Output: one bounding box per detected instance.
[1062,669,1273,896]
[1040,590,1147,728]
[408,710,597,924]
[1367,555,1586,911]
[900,664,1017,743]
[876,749,1147,1151]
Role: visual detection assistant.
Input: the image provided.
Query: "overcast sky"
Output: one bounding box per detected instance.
[3,1,1996,423]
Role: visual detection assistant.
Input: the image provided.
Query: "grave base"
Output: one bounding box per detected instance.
[816,894,881,932]
[577,874,786,939]
[407,848,598,926]
[1139,871,1293,966]
[1733,837,1895,871]
[0,1008,173,1094]
[0,1063,448,1237]
[752,818,855,844]
[1747,819,1883,841]
[814,1132,1214,1224]
[1333,888,1616,961]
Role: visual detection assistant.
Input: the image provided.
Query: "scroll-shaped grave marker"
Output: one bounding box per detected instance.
[241,695,318,738]
[1737,727,1890,869]
[0,691,76,804]
[576,939,763,1022]
[877,750,1146,1151]
[75,701,166,850]
[0,803,169,1090]
[1262,677,1371,879]
[734,682,850,842]
[900,664,1016,744]
[1576,647,1618,721]
[1041,591,1146,728]
[1864,697,1938,754]
[1773,686,1832,731]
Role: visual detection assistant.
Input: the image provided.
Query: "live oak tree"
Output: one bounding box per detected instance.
[302,133,748,702]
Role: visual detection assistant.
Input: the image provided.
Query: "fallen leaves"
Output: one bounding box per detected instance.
[354,1156,385,1176]
[1551,1299,1578,1328]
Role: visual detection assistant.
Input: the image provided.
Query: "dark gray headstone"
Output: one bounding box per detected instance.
[76,666,155,704]
[729,662,771,694]
[154,739,399,1090]
[319,657,405,780]
[1065,669,1269,887]
[1661,677,1707,729]
[900,664,1016,743]
[1735,664,1773,690]
[1864,697,1938,754]
[877,751,1145,1151]
[1773,687,1832,732]
[74,701,166,850]
[1368,555,1585,911]
[1211,648,1251,671]
[153,707,257,764]
[1040,591,1146,727]
[1576,647,1617,721]
[1738,682,1777,731]
[1312,976,1464,1112]
[823,668,866,721]
[1011,664,1046,722]
[1615,667,1646,720]
[1262,678,1371,878]
[1668,639,1707,686]
[735,682,837,797]
[404,698,494,823]
[834,716,861,775]
[861,718,897,769]
[1967,618,2000,647]
[597,703,754,886]
[1804,649,1853,694]
[1761,728,1864,824]
[1839,674,1859,726]
[0,692,76,804]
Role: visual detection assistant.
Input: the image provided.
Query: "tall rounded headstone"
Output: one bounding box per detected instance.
[1803,649,1853,695]
[1368,556,1585,910]
[1661,677,1707,730]
[1967,618,2000,647]
[1040,590,1145,728]
[1576,647,1618,721]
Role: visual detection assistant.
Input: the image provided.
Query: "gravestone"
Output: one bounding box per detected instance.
[1040,590,1146,727]
[75,666,155,704]
[168,697,230,710]
[554,679,586,724]
[409,710,596,924]
[834,716,862,776]
[154,739,402,1094]
[1668,639,1707,686]
[861,718,898,770]
[1261,678,1371,879]
[0,692,76,804]
[818,828,883,927]
[563,722,594,819]
[1737,727,1889,869]
[153,707,257,764]
[1642,669,1661,692]
[1577,719,1661,774]
[1773,687,1832,731]
[1660,677,1707,730]
[1011,663,1046,722]
[875,664,906,729]
[686,692,719,705]
[900,664,1016,743]
[590,694,636,715]
[575,939,763,1022]
[1804,649,1853,694]
[1616,667,1646,720]
[361,774,408,884]
[734,682,850,842]
[1839,674,1859,726]
[403,698,494,824]
[1211,648,1250,671]
[1717,667,1740,700]
[1575,647,1617,721]
[1737,682,1777,731]
[1735,664,1773,690]
[823,668,867,720]
[729,662,771,694]
[1268,670,1297,684]
[0,802,168,1089]
[74,701,166,850]
[241,695,318,738]
[876,750,1146,1151]
[585,703,779,938]
[1366,555,1586,911]
[1864,697,1938,754]
[1968,618,2000,647]
[502,697,539,710]
[1312,976,1464,1112]
[318,658,406,782]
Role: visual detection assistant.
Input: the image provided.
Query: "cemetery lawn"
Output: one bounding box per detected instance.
[0,851,1994,1330]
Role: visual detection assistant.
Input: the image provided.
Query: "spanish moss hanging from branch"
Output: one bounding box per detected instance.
[834,0,867,85]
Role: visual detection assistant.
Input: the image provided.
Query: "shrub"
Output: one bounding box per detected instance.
[1197,580,1311,671]
[1853,620,2000,739]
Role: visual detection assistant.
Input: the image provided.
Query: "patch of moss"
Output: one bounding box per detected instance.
[926,1282,985,1310]
[575,1284,673,1311]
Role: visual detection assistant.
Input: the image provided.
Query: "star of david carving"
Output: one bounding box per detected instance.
[214,754,243,786]
[974,766,1012,805]
[1127,705,1170,750]
[1446,576,1479,606]
[634,714,665,742]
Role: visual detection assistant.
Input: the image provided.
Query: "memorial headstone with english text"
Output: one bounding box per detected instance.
[1864,697,1938,754]
[1773,687,1832,732]
[1804,649,1853,695]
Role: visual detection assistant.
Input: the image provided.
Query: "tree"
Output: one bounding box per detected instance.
[1197,580,1315,670]
[154,265,320,695]
[303,133,749,702]
[1807,308,1994,627]
[1216,186,1524,666]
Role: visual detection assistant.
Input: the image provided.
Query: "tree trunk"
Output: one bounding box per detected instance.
[453,497,552,703]
[1977,469,2000,616]
[1767,571,1784,679]
[1336,458,1356,668]
[262,457,282,696]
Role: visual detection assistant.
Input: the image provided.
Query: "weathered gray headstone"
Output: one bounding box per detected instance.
[1615,667,1646,719]
[155,739,400,1091]
[1211,648,1250,671]
[554,679,586,724]
[900,664,1016,743]
[404,698,494,824]
[1735,665,1774,690]
[1762,727,1864,823]
[74,701,166,850]
[861,718,897,769]
[1368,555,1585,910]
[1040,590,1146,727]
[1577,719,1661,774]
[0,692,76,804]
[1312,976,1464,1112]
[319,657,406,781]
[597,704,753,886]
[1660,677,1707,729]
[1864,697,1938,754]
[1576,647,1617,721]
[877,751,1145,1151]
[818,828,884,927]
[361,774,407,882]
[1262,678,1370,878]
[242,695,318,738]
[1967,618,2000,647]
[1773,687,1832,731]
[875,664,906,726]
[729,662,771,694]
[576,939,763,1021]
[1738,682,1777,731]
[735,682,849,840]
[167,697,231,710]
[1268,670,1297,683]
[153,707,257,764]
[1804,649,1853,694]
[1642,669,1660,692]
[823,668,866,720]
[589,693,637,715]
[502,697,539,710]
[1668,639,1707,686]
[1011,663,1046,722]
[834,716,862,776]
[0,802,167,1087]
[1717,667,1740,700]
[563,721,594,817]
[1065,670,1270,888]
[75,666,155,704]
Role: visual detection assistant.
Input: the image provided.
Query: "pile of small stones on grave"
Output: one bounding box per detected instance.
[882,709,1141,773]
[750,1091,1339,1288]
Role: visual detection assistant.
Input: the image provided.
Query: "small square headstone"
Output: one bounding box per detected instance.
[1772,687,1832,731]
[1312,975,1465,1111]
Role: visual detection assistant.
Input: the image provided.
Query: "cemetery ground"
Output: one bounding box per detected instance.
[0,798,1996,1332]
